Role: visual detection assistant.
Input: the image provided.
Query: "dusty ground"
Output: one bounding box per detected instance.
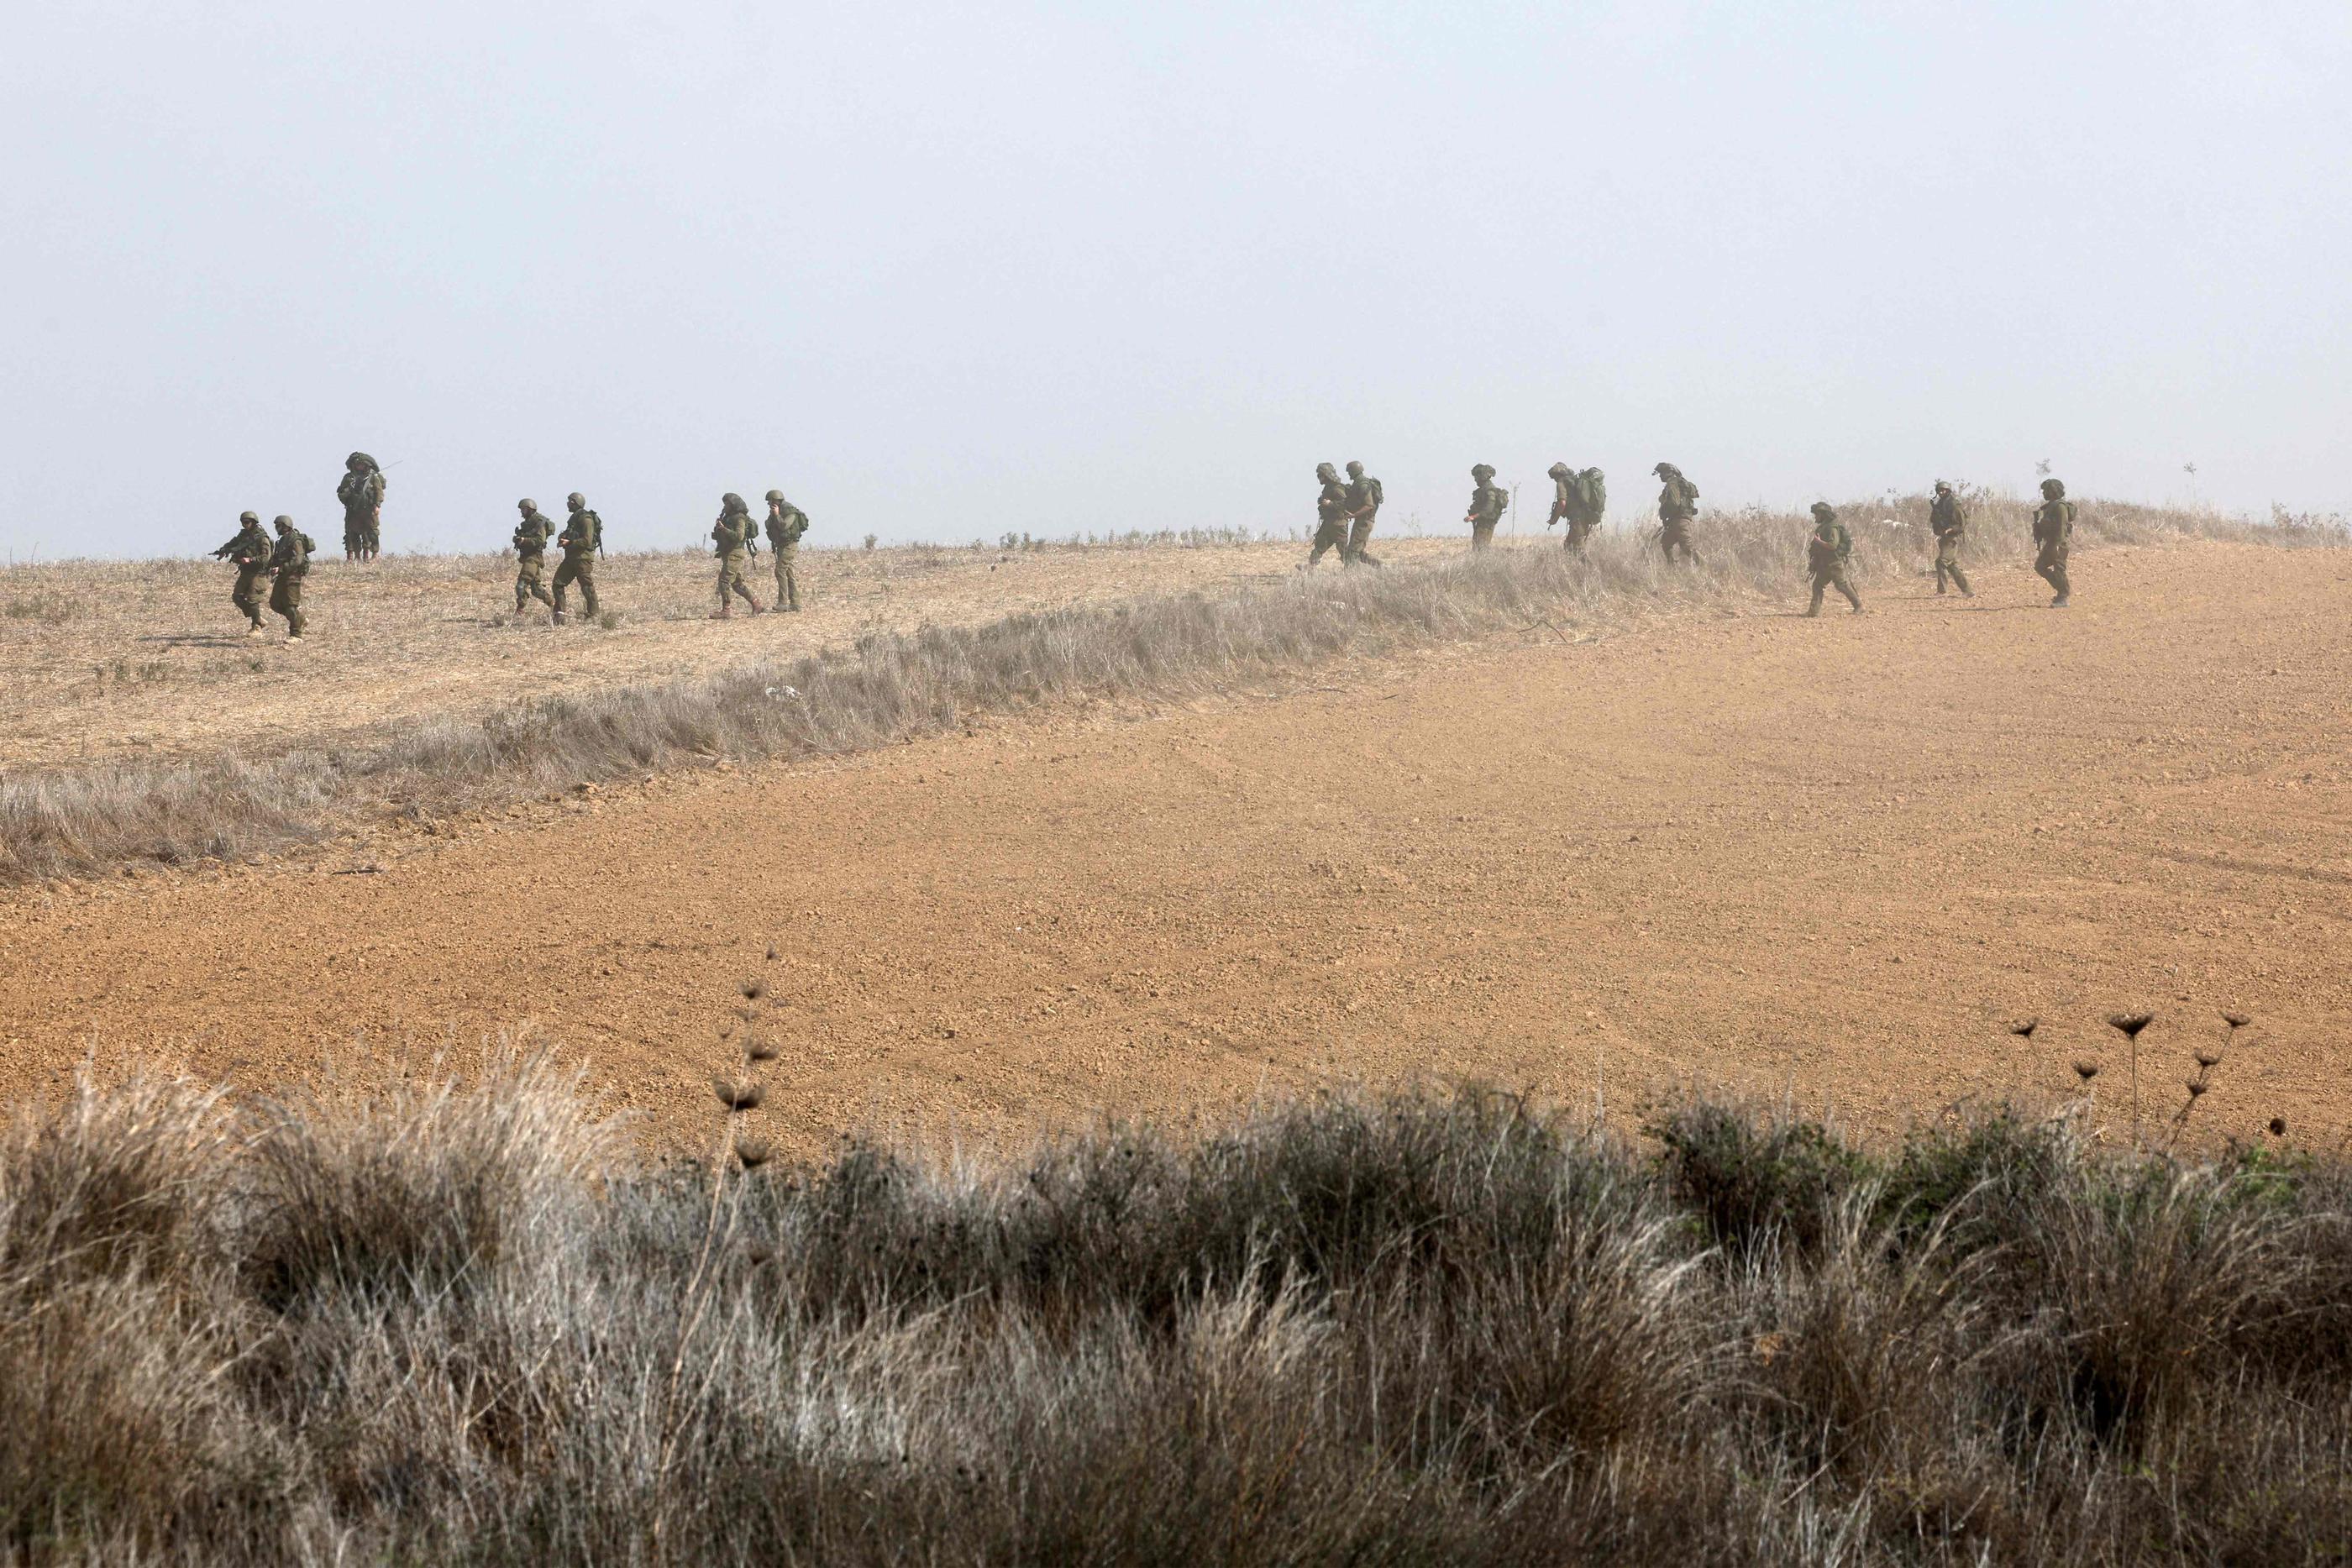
[1,535,1456,768]
[2,541,2347,1156]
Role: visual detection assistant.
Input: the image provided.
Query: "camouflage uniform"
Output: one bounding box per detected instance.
[711,493,764,616]
[1305,464,1351,566]
[211,512,272,633]
[1547,463,1602,551]
[2031,478,2074,606]
[764,490,809,610]
[1929,482,1972,597]
[1655,464,1699,564]
[512,501,556,612]
[337,453,385,561]
[1465,464,1505,550]
[553,494,601,622]
[1804,503,1863,616]
[266,516,312,640]
[1341,461,1383,566]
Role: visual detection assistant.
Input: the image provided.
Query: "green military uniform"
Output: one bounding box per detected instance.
[553,493,601,623]
[337,453,385,561]
[1929,482,1973,597]
[2031,478,2074,606]
[512,500,556,613]
[266,516,312,640]
[711,493,764,616]
[764,490,809,610]
[1655,463,1699,564]
[1341,461,1383,566]
[1305,463,1351,566]
[1804,503,1863,616]
[211,512,272,634]
[1466,464,1505,550]
[1548,462,1604,551]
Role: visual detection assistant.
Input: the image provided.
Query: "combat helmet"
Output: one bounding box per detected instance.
[721,491,747,514]
[1546,461,1569,479]
[764,489,785,504]
[1471,463,1495,480]
[1932,480,1952,494]
[239,510,259,525]
[345,452,378,472]
[1344,460,1363,477]
[1315,462,1337,480]
[1810,501,1836,519]
[2040,478,2066,499]
[517,497,538,513]
[566,491,585,511]
[272,514,294,530]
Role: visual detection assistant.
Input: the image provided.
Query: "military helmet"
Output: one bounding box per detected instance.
[765,488,785,503]
[2040,477,2066,499]
[1932,480,1951,494]
[1810,501,1835,518]
[517,497,537,513]
[1653,462,1675,478]
[566,491,585,510]
[721,491,747,514]
[1315,461,1336,479]
[1344,460,1363,476]
[239,510,259,525]
[272,514,294,529]
[346,451,377,472]
[1546,462,1568,479]
[1471,463,1494,480]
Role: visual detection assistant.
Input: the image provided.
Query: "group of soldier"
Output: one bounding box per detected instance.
[1305,459,2082,615]
[212,453,818,640]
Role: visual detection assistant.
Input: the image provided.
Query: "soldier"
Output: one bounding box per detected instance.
[210,510,273,637]
[336,453,386,562]
[764,489,810,610]
[1546,462,1604,551]
[1655,463,1700,564]
[2031,477,2075,606]
[512,499,556,616]
[1303,463,1351,567]
[1465,464,1506,549]
[266,515,313,642]
[1929,480,1973,597]
[710,493,765,617]
[1341,460,1383,566]
[552,492,601,624]
[1803,502,1864,616]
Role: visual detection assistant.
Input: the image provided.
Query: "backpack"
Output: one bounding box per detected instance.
[1366,475,1384,508]
[1576,469,1606,521]
[578,509,602,550]
[297,531,318,555]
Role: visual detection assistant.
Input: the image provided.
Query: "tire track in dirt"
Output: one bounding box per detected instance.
[2,542,2347,1156]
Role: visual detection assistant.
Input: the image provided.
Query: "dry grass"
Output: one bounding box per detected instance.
[4,1057,2351,1562]
[2,496,2335,881]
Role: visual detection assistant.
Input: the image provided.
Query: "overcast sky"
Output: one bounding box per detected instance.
[3,0,2345,559]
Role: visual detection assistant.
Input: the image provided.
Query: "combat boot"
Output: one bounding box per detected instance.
[552,608,568,626]
[746,595,767,615]
[710,603,732,620]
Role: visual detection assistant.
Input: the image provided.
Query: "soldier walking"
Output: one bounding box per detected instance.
[1547,462,1605,550]
[512,499,557,616]
[1929,480,1973,597]
[1341,460,1383,566]
[552,492,601,624]
[337,453,385,562]
[1654,463,1700,564]
[1465,464,1506,550]
[1303,463,1351,567]
[1804,502,1864,616]
[267,515,313,642]
[2031,477,2075,606]
[764,490,810,610]
[711,493,766,617]
[210,510,272,637]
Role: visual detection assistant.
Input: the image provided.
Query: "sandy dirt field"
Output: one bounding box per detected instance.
[3,536,1457,768]
[3,541,2347,1155]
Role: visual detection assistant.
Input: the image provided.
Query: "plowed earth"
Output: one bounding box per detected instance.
[3,543,2348,1156]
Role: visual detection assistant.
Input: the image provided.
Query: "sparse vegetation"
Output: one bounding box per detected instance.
[1,496,2335,882]
[5,1058,2351,1563]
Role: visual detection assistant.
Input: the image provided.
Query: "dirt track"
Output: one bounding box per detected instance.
[3,542,2348,1154]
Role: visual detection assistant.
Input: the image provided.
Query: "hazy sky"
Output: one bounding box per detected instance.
[4,0,2346,559]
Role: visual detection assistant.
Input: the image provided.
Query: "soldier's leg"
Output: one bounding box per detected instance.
[1838,569,1863,612]
[1949,558,1971,596]
[784,561,801,610]
[1806,574,1826,616]
[1306,526,1336,566]
[551,558,575,618]
[576,562,599,617]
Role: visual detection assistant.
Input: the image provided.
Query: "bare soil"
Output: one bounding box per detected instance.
[3,541,2347,1155]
